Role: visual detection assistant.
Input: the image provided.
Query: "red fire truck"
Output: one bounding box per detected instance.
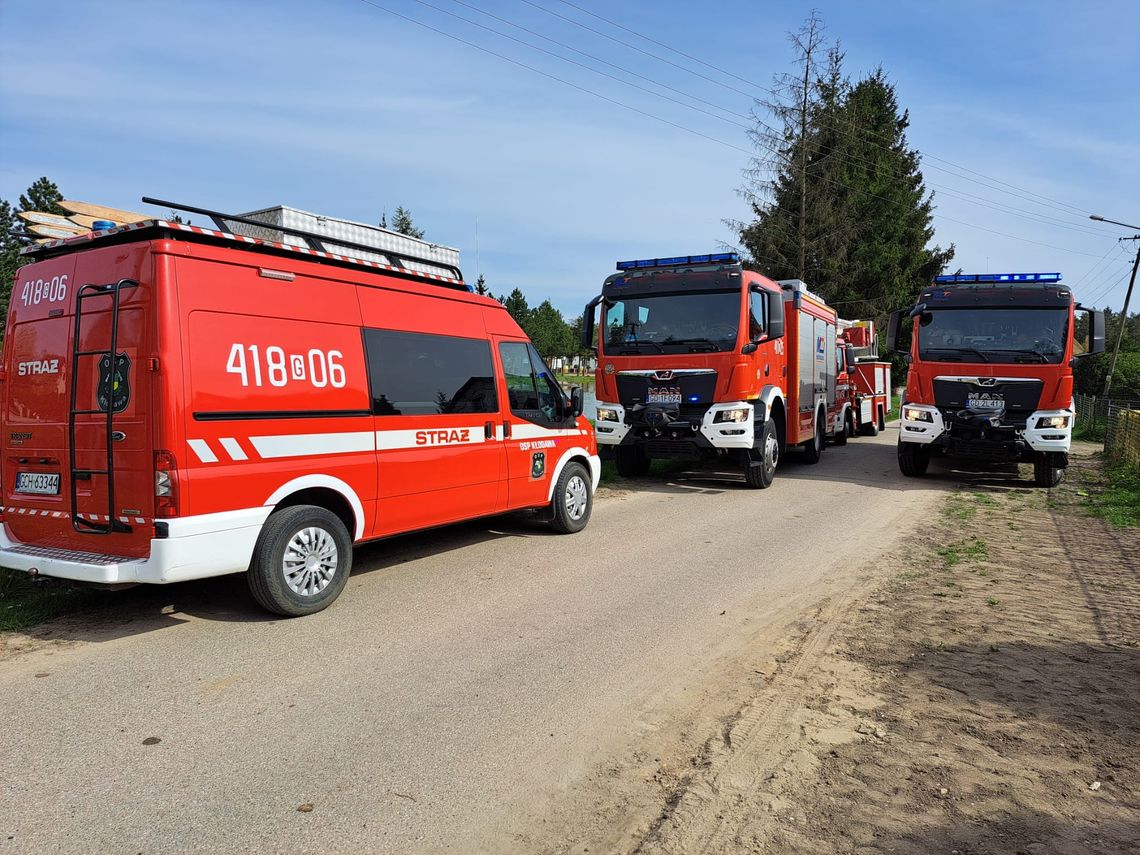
[0,199,599,615]
[887,272,1105,486]
[581,254,842,488]
[834,320,890,443]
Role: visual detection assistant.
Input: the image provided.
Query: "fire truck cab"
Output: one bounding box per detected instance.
[887,272,1105,486]
[582,254,841,489]
[0,201,600,615]
[834,320,890,443]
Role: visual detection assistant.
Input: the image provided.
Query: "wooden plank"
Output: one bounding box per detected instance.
[28,223,87,239]
[18,210,80,229]
[58,199,148,223]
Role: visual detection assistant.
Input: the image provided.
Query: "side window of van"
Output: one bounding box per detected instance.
[364,329,498,416]
[499,342,566,426]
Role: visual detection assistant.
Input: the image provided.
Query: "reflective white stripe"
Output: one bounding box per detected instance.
[219,437,248,461]
[250,431,375,459]
[188,439,218,463]
[376,428,487,450]
[510,424,584,440]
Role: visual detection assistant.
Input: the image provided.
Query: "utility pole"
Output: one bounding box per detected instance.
[1103,236,1140,398]
[1090,214,1140,399]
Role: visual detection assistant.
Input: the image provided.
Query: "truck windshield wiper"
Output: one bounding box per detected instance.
[664,337,720,352]
[1000,349,1050,363]
[617,340,665,353]
[921,347,990,363]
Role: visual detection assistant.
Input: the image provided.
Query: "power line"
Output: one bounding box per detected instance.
[354,0,1103,258]
[449,0,1103,240]
[539,0,1092,219]
[1069,242,1126,292]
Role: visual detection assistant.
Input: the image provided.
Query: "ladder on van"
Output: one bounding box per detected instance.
[68,278,138,534]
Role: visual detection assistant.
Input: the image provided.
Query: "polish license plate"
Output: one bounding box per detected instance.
[646,386,682,404]
[15,472,60,495]
[967,392,1004,410]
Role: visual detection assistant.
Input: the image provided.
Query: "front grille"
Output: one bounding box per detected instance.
[949,438,1027,461]
[933,377,1042,415]
[616,371,717,408]
[644,440,703,459]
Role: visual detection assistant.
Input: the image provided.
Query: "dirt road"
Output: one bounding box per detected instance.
[0,428,941,854]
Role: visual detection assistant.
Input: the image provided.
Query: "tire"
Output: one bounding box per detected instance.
[247,505,353,617]
[834,412,850,446]
[744,420,779,489]
[1033,453,1064,488]
[861,417,880,437]
[550,462,593,533]
[897,439,930,477]
[615,445,651,477]
[801,410,825,464]
[878,406,887,432]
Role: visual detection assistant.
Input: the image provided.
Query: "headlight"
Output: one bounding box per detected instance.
[902,405,934,423]
[714,407,750,423]
[596,407,619,422]
[1036,415,1070,429]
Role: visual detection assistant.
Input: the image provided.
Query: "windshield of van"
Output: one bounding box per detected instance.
[917,307,1069,364]
[604,290,740,354]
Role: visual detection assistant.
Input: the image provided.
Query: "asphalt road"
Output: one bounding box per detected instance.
[0,427,947,854]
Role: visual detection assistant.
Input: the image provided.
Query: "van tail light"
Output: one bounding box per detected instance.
[154,449,178,518]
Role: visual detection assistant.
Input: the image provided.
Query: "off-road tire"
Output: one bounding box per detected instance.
[744,420,779,489]
[878,406,887,432]
[615,445,651,477]
[1033,453,1064,488]
[247,505,353,617]
[550,462,593,533]
[897,439,930,477]
[802,410,825,464]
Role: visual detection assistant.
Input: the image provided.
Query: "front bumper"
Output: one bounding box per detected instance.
[594,401,755,451]
[0,507,270,585]
[898,403,1072,458]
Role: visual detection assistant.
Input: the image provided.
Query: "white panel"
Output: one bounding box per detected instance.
[250,431,375,459]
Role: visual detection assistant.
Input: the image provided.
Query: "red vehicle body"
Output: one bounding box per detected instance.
[834,320,890,441]
[887,272,1105,487]
[0,206,599,614]
[582,254,842,488]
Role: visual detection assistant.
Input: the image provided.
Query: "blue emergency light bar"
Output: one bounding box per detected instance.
[616,252,739,270]
[933,272,1062,284]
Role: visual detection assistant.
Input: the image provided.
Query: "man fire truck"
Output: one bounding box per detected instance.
[834,320,890,443]
[0,199,599,616]
[581,253,842,488]
[887,272,1105,486]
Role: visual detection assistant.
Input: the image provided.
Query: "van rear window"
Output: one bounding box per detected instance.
[364,329,498,416]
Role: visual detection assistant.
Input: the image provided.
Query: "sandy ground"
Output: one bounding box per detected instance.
[566,443,1140,855]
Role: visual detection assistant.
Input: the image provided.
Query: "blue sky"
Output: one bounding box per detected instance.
[2,1,1138,318]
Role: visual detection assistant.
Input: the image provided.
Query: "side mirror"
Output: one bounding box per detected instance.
[570,386,584,418]
[1089,309,1106,355]
[741,342,758,355]
[908,302,928,319]
[765,290,785,340]
[885,310,902,353]
[844,344,856,372]
[581,295,602,351]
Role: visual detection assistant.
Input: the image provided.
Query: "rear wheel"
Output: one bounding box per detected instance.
[551,462,593,533]
[897,440,930,477]
[802,410,825,464]
[878,405,887,432]
[1033,453,1064,488]
[615,445,651,477]
[744,420,779,489]
[247,505,352,617]
[834,411,851,446]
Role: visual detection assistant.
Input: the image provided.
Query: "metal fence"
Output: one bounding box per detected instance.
[1074,393,1140,469]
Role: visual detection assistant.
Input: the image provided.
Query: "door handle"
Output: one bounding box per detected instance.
[502,420,511,439]
[484,421,495,439]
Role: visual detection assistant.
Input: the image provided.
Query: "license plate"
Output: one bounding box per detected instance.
[15,472,60,495]
[967,392,1004,410]
[647,386,682,404]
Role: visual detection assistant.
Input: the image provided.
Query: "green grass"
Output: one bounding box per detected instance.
[886,393,900,423]
[0,569,106,633]
[1086,463,1140,528]
[936,536,987,568]
[555,373,593,389]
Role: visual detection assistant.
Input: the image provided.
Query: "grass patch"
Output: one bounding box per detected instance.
[1085,463,1140,528]
[942,494,977,521]
[972,492,998,507]
[986,597,1000,608]
[937,537,987,568]
[0,569,106,633]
